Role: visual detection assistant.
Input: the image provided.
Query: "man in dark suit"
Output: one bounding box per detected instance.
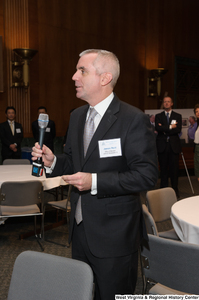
[0,106,23,162]
[155,97,182,197]
[32,49,158,299]
[32,106,56,152]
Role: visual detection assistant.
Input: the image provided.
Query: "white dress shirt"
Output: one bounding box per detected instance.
[46,92,114,195]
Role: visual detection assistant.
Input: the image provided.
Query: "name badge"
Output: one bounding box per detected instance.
[16,128,21,133]
[46,127,51,132]
[98,138,122,158]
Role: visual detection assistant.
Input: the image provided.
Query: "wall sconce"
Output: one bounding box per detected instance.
[147,68,168,97]
[10,48,38,89]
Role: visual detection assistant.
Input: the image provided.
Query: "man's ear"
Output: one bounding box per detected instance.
[101,72,113,86]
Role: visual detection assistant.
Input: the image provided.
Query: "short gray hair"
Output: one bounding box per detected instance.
[79,49,120,88]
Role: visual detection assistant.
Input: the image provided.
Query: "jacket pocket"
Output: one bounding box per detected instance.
[107,200,140,216]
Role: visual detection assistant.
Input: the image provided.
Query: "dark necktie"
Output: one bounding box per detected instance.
[75,107,98,224]
[10,121,14,135]
[167,112,169,124]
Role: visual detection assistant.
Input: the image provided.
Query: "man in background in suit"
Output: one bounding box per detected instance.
[155,97,182,198]
[149,114,157,135]
[32,49,158,299]
[32,106,56,152]
[0,106,23,162]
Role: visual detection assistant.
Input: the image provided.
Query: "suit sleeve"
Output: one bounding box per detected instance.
[155,113,182,136]
[32,122,39,141]
[97,112,158,197]
[0,123,11,147]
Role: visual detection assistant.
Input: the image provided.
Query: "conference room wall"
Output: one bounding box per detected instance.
[0,0,199,137]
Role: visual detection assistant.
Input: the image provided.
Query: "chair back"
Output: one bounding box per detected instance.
[142,204,158,236]
[0,181,43,207]
[141,234,199,294]
[146,187,177,222]
[3,159,31,165]
[7,250,94,300]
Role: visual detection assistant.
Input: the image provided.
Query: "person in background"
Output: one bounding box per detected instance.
[155,97,182,198]
[32,49,158,299]
[193,104,199,181]
[32,106,56,152]
[63,108,75,148]
[187,116,197,144]
[149,114,157,135]
[0,106,23,162]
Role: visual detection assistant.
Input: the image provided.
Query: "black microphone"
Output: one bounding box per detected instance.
[32,113,49,177]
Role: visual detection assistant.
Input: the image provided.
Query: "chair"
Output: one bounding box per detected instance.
[7,250,94,300]
[3,159,31,165]
[44,184,72,246]
[0,181,44,250]
[146,187,179,240]
[141,234,199,294]
[142,204,158,236]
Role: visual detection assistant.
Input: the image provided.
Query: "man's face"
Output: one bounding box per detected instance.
[150,115,155,123]
[6,109,16,121]
[189,117,195,125]
[38,109,46,116]
[163,97,173,111]
[72,53,102,104]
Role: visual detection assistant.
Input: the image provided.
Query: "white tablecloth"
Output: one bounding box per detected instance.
[0,165,66,191]
[171,196,199,245]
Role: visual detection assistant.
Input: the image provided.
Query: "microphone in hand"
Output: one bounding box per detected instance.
[32,113,49,177]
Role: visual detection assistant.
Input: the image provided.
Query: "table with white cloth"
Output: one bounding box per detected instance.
[0,165,66,190]
[171,196,199,245]
[0,164,67,226]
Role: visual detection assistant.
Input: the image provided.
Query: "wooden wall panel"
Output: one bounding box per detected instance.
[1,0,199,136]
[0,1,7,122]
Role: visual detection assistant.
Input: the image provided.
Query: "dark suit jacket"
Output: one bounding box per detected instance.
[51,95,158,258]
[32,119,56,152]
[155,110,182,154]
[0,120,23,160]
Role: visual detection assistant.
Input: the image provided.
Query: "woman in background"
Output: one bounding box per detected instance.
[194,104,199,181]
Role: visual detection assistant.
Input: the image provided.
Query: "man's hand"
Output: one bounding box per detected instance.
[9,144,17,152]
[170,122,177,129]
[31,142,55,167]
[62,172,92,191]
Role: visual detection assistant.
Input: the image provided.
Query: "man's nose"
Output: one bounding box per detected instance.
[72,71,78,81]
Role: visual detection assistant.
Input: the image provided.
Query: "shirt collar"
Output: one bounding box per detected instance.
[8,120,15,124]
[165,110,172,117]
[90,92,114,118]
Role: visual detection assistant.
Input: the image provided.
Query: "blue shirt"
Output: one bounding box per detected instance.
[188,122,197,140]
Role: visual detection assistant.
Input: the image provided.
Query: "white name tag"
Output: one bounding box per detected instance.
[46,127,51,132]
[16,128,21,133]
[98,138,122,158]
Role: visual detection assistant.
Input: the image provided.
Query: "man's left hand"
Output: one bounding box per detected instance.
[62,172,92,191]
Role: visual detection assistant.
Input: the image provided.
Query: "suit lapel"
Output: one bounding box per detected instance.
[82,96,120,166]
[77,105,89,166]
[6,121,13,136]
[162,111,170,125]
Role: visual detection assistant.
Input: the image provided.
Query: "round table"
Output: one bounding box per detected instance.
[0,164,66,190]
[171,196,199,244]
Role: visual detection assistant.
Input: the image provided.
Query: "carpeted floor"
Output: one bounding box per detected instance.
[0,174,198,299]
